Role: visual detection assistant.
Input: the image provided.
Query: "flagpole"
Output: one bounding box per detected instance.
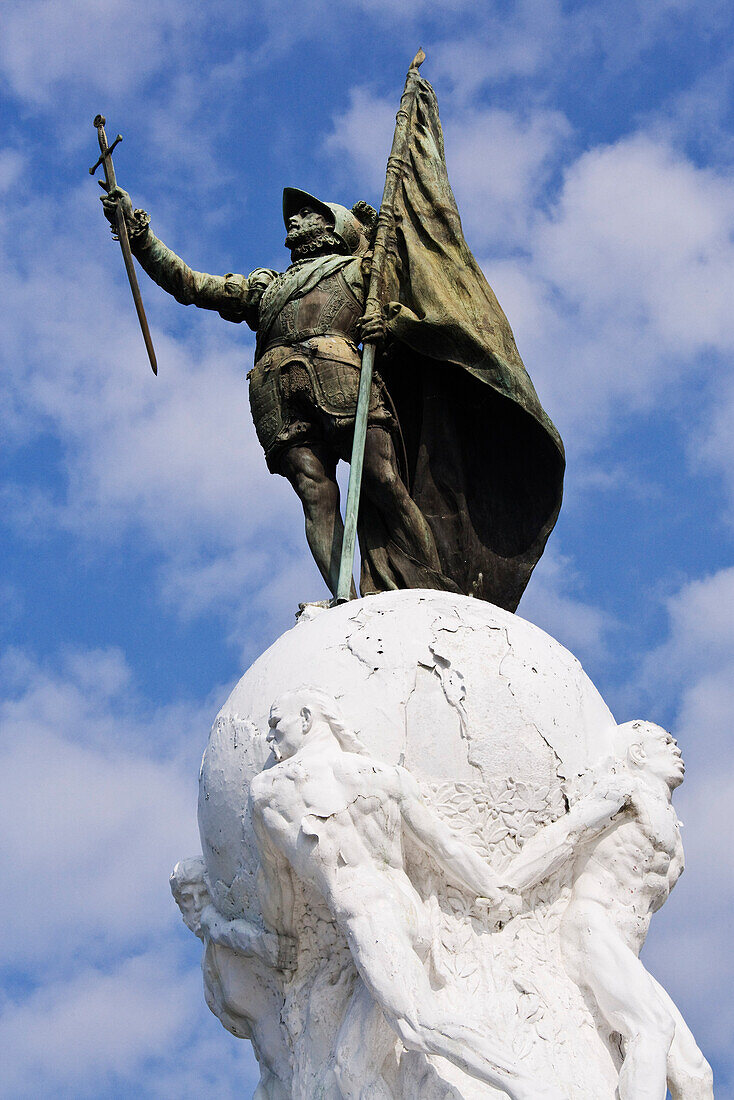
[335,48,426,603]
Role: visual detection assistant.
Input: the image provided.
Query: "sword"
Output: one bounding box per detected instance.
[90,114,158,375]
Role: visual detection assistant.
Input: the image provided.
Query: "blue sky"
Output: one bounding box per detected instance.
[1,1,733,1095]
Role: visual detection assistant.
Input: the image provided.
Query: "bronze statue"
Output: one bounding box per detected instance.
[97,54,564,611]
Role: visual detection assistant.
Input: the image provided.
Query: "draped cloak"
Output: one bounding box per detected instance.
[362,75,565,612]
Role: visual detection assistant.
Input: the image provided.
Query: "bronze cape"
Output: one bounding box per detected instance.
[368,75,565,612]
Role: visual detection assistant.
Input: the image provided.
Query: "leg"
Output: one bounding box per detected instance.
[280,443,348,596]
[333,978,395,1099]
[360,428,442,573]
[343,911,563,1100]
[649,976,714,1100]
[561,905,674,1100]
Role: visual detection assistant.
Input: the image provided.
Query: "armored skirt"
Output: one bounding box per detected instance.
[248,334,397,474]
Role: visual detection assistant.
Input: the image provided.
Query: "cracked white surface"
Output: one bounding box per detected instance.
[186,591,696,1098]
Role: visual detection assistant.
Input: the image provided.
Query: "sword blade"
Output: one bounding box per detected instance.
[114,205,158,375]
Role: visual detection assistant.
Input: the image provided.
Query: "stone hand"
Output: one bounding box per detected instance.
[261,930,298,971]
[476,886,522,925]
[358,309,386,344]
[99,184,134,227]
[197,902,221,941]
[594,773,635,808]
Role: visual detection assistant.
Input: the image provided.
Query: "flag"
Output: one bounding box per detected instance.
[369,75,565,611]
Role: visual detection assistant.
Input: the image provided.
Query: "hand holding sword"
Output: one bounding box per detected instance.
[90,114,158,375]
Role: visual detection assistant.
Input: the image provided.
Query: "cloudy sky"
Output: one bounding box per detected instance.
[1,0,733,1095]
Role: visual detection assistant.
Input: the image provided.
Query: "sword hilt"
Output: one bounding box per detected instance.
[90,113,158,376]
[89,133,122,177]
[90,114,122,192]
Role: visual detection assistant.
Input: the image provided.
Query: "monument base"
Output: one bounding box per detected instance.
[171,590,711,1100]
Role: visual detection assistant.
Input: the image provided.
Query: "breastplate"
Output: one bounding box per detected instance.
[264,271,363,349]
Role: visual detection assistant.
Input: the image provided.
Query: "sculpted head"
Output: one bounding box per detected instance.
[282,188,375,259]
[621,721,685,791]
[267,689,368,762]
[284,203,343,256]
[170,857,210,937]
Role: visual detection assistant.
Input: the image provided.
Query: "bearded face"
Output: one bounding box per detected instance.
[285,205,347,258]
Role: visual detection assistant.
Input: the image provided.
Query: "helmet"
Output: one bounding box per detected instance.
[282,187,376,256]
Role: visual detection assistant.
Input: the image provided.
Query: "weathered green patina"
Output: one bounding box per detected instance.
[98,56,564,611]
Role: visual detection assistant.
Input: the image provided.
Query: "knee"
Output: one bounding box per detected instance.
[363,458,402,503]
[284,461,334,512]
[293,470,326,509]
[333,1053,359,1099]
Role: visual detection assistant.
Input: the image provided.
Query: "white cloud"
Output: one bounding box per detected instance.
[477,132,734,453]
[533,135,734,355]
[638,567,734,767]
[444,107,571,251]
[429,0,563,100]
[0,0,183,106]
[0,951,256,1098]
[694,376,734,523]
[0,953,194,1096]
[0,647,206,970]
[517,548,615,667]
[0,149,24,193]
[325,87,396,194]
[427,0,732,105]
[0,642,262,1096]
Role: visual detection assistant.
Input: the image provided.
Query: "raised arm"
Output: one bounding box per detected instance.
[199,904,296,970]
[504,775,633,893]
[100,186,275,325]
[398,770,510,904]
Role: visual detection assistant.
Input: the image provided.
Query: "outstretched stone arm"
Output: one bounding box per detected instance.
[398,770,513,905]
[199,904,296,970]
[100,186,275,325]
[503,776,633,893]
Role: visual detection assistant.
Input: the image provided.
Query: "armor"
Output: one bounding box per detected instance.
[261,269,363,352]
[249,334,395,471]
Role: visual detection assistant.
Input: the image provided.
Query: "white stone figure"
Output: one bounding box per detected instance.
[170,858,294,1099]
[190,589,713,1098]
[249,687,567,1100]
[490,721,713,1100]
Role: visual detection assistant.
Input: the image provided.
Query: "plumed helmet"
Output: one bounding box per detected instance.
[283,187,377,256]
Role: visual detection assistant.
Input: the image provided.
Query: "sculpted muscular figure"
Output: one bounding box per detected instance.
[170,857,295,1100]
[494,721,713,1100]
[249,689,565,1100]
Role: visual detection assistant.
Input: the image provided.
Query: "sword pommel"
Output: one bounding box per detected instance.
[94,114,106,129]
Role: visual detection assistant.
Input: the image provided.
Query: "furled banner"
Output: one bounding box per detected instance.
[369,74,565,611]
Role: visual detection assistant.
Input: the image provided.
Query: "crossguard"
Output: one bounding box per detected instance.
[89,133,122,176]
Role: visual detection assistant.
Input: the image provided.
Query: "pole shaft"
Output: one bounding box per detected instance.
[334,52,425,602]
[335,343,375,600]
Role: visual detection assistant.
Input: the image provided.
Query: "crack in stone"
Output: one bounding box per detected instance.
[497,627,565,785]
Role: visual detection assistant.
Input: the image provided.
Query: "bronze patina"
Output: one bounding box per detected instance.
[96,53,564,611]
[91,116,157,375]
